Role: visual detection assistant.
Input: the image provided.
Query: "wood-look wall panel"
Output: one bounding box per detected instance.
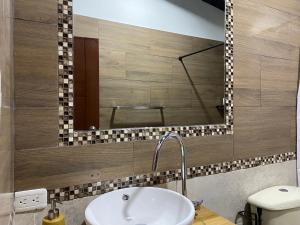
[125,53,173,76]
[0,151,13,192]
[0,108,13,152]
[172,59,224,86]
[148,29,194,58]
[185,136,234,167]
[164,108,223,126]
[15,143,134,190]
[15,108,58,150]
[235,0,300,49]
[288,19,300,47]
[133,140,181,175]
[233,50,261,106]
[14,0,300,190]
[100,85,150,108]
[14,19,58,108]
[260,0,300,17]
[233,107,262,158]
[99,48,126,79]
[235,0,296,46]
[133,136,233,175]
[261,56,299,106]
[100,108,164,129]
[234,106,293,159]
[74,15,99,39]
[98,18,151,55]
[126,70,173,83]
[192,84,224,108]
[14,0,57,24]
[258,107,293,154]
[235,34,299,61]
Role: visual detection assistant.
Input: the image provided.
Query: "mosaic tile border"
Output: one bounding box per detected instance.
[57,0,234,146]
[49,152,296,202]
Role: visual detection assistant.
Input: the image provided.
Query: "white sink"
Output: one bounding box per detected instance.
[85,187,195,225]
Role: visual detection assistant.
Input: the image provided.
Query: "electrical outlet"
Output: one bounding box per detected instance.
[14,188,47,213]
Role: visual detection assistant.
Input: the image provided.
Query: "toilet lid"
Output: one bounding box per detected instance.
[248,186,300,211]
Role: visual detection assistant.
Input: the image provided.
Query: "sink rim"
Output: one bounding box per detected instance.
[85,186,195,225]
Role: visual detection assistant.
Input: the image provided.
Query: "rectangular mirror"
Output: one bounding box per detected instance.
[73,0,225,130]
[57,0,233,145]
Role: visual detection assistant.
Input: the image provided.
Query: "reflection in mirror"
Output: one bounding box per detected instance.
[73,0,225,130]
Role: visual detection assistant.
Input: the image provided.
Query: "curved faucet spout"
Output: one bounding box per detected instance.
[152,132,187,197]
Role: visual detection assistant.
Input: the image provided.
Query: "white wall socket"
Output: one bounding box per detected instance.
[14,188,48,213]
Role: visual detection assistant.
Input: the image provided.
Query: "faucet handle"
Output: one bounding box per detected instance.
[193,199,204,218]
[192,199,203,210]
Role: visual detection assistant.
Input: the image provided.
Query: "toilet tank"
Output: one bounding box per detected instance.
[248,186,300,225]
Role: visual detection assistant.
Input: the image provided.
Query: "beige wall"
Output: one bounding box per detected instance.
[0,0,14,224]
[14,0,299,191]
[74,15,224,128]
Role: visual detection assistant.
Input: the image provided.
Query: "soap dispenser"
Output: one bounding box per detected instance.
[42,199,65,225]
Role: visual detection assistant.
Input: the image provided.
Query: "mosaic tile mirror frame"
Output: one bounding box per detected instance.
[57,0,234,146]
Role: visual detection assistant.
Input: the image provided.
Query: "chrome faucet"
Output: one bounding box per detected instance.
[152,132,187,197]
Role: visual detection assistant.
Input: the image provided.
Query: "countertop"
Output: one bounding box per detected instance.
[193,207,235,225]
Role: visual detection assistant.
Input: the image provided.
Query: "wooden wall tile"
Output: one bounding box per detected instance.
[185,135,234,167]
[0,108,13,153]
[164,108,223,126]
[14,19,57,108]
[148,29,193,58]
[0,151,13,192]
[100,48,126,79]
[288,18,300,47]
[15,108,58,150]
[133,140,182,175]
[15,143,134,190]
[233,49,261,106]
[235,0,295,45]
[126,70,173,83]
[261,56,298,106]
[235,34,299,61]
[98,19,151,55]
[133,136,233,175]
[74,15,99,39]
[259,107,293,154]
[172,59,224,86]
[101,108,164,129]
[234,107,293,159]
[233,107,262,159]
[261,0,300,17]
[100,80,150,108]
[125,53,173,75]
[14,0,57,24]
[14,0,300,191]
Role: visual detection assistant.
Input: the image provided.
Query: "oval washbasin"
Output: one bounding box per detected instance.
[85,187,195,225]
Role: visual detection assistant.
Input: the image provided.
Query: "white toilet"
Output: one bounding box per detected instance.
[248,186,300,225]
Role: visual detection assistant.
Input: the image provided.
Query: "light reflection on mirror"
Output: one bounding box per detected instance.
[73,0,225,130]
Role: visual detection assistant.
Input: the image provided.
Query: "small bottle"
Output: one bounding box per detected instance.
[42,199,65,225]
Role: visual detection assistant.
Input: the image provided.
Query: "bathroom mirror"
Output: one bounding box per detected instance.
[58,0,233,145]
